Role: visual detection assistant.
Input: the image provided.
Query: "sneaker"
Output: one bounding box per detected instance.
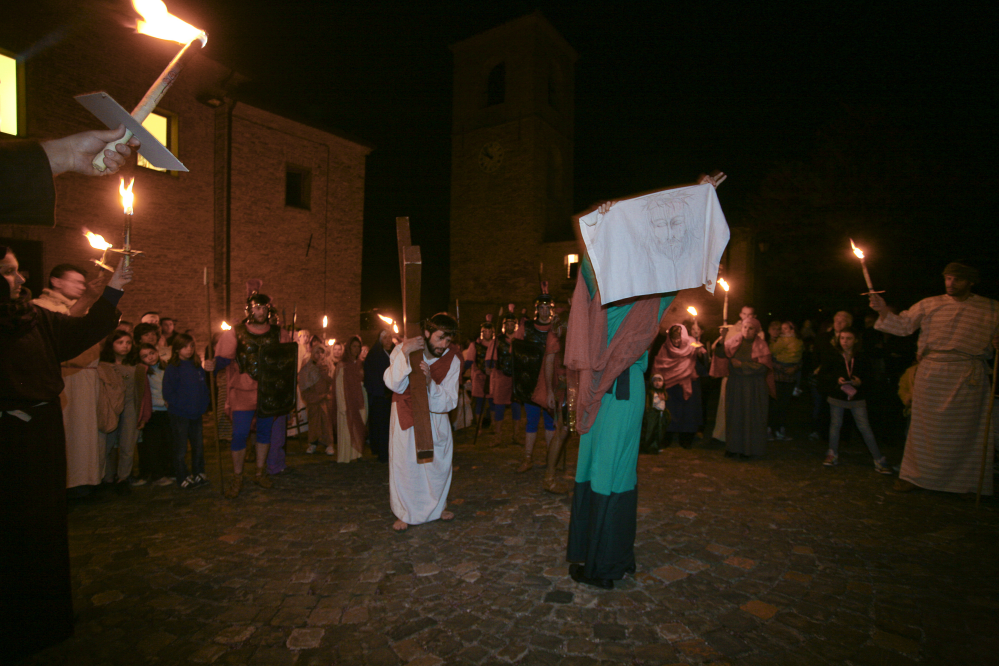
[823,451,838,467]
[180,475,197,489]
[153,476,173,487]
[129,476,148,487]
[873,458,893,475]
[305,443,317,454]
[253,472,273,489]
[195,473,211,486]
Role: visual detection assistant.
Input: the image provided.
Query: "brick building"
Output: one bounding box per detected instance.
[0,5,370,346]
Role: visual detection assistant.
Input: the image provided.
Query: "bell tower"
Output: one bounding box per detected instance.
[449,12,578,334]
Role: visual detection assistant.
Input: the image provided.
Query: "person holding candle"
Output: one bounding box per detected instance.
[870,262,999,495]
[710,304,757,443]
[1,243,133,659]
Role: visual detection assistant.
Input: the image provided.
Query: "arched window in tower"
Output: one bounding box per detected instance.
[486,62,505,107]
[548,62,562,111]
[547,146,563,202]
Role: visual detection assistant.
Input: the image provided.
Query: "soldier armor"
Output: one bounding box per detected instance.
[511,319,549,404]
[235,323,282,381]
[475,339,489,375]
[496,336,515,377]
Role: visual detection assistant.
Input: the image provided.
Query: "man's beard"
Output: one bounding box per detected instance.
[424,335,447,358]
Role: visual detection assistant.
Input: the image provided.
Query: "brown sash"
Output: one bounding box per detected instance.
[392,344,459,463]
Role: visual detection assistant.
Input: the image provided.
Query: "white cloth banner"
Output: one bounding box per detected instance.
[578,183,730,303]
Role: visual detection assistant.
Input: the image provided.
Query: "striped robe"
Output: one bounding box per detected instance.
[876,294,999,494]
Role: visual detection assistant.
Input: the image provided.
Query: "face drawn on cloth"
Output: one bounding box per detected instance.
[641,191,704,290]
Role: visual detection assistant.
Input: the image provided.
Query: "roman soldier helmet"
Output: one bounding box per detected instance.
[480,313,494,331]
[244,279,275,322]
[534,281,554,319]
[500,303,518,334]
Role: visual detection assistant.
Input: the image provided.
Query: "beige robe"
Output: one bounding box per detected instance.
[335,369,367,463]
[32,289,106,487]
[876,293,999,494]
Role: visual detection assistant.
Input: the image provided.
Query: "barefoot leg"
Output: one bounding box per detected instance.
[392,519,408,531]
[440,510,454,521]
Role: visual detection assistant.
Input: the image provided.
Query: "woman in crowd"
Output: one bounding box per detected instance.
[653,322,707,449]
[818,327,892,474]
[137,344,173,486]
[98,329,149,491]
[163,333,213,488]
[712,316,775,459]
[769,320,804,440]
[333,335,367,463]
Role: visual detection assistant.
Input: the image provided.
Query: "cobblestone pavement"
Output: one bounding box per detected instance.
[21,406,999,666]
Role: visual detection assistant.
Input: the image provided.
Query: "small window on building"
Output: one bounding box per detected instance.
[286,165,311,210]
[136,110,179,174]
[1,50,24,136]
[486,62,505,107]
[565,253,579,280]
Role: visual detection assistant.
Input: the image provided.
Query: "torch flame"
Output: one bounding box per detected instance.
[377,314,394,325]
[119,177,134,215]
[220,321,231,331]
[327,338,335,346]
[322,315,328,328]
[718,277,729,292]
[850,238,864,260]
[686,306,698,317]
[86,232,112,250]
[133,0,208,45]
[393,324,399,334]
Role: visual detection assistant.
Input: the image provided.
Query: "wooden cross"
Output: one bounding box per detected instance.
[396,217,434,463]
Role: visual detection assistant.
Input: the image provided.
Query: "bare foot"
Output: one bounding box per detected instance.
[440,510,454,521]
[392,519,408,531]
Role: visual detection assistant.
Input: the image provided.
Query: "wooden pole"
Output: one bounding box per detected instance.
[976,358,998,507]
[205,268,224,494]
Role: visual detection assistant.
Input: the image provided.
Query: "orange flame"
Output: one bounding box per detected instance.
[133,0,207,45]
[377,314,394,325]
[220,321,231,331]
[86,231,112,250]
[322,315,328,328]
[393,324,399,334]
[718,277,729,292]
[686,306,698,317]
[850,238,864,260]
[119,177,134,215]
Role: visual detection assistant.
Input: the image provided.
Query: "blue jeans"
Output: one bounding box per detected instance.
[828,399,883,461]
[169,414,205,482]
[524,402,555,433]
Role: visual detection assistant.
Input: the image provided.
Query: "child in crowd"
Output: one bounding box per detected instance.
[137,344,174,486]
[163,334,213,488]
[299,344,335,455]
[640,374,670,454]
[98,330,149,493]
[818,327,892,474]
[769,320,804,440]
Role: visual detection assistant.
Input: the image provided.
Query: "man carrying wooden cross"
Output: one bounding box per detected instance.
[384,313,463,531]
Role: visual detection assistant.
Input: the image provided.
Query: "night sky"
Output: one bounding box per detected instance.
[98,1,999,319]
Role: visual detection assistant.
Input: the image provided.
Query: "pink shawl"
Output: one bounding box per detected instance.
[653,327,700,400]
[564,273,664,434]
[716,320,776,398]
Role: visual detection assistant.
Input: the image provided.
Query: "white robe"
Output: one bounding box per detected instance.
[384,345,461,525]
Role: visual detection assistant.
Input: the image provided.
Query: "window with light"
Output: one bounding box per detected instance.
[0,51,20,136]
[565,253,579,279]
[137,111,170,171]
